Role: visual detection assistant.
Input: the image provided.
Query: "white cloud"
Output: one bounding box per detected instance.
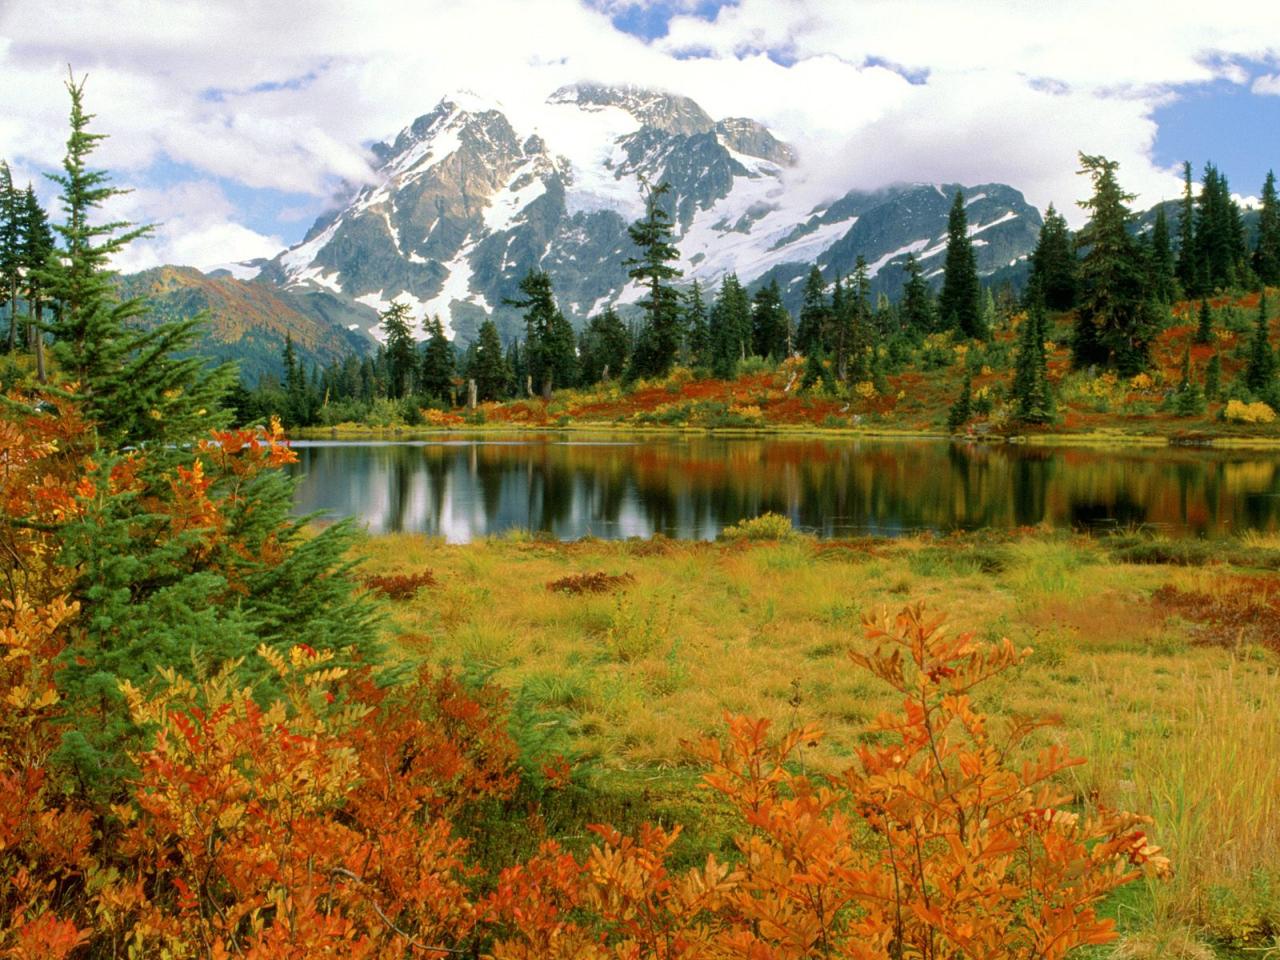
[0,0,1276,262]
[1254,73,1280,95]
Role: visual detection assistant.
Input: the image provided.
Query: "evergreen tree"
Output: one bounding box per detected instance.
[709,273,750,378]
[751,278,790,360]
[579,307,629,384]
[1072,153,1156,374]
[1172,343,1205,416]
[1194,299,1213,345]
[419,315,455,402]
[471,317,512,401]
[947,373,973,432]
[1029,203,1077,312]
[379,301,417,400]
[682,281,710,366]
[1011,293,1053,423]
[900,253,934,335]
[1255,170,1280,286]
[797,266,830,355]
[845,257,874,380]
[939,190,985,338]
[547,306,578,391]
[20,185,55,381]
[1195,163,1246,291]
[1204,352,1221,401]
[1175,161,1199,296]
[507,270,565,397]
[43,73,233,447]
[1149,205,1177,304]
[624,181,682,377]
[0,163,22,351]
[800,348,834,393]
[282,334,313,425]
[1244,289,1275,395]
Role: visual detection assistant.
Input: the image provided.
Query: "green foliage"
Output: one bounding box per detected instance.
[380,301,417,399]
[750,277,791,360]
[719,512,795,541]
[1194,298,1213,345]
[939,190,985,338]
[1244,289,1275,395]
[1255,170,1280,286]
[709,272,750,379]
[947,372,973,431]
[471,316,512,401]
[1011,294,1053,424]
[579,306,630,385]
[1030,203,1078,312]
[900,252,935,335]
[419,314,456,402]
[625,181,683,378]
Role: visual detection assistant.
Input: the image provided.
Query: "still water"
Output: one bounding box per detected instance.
[286,436,1280,542]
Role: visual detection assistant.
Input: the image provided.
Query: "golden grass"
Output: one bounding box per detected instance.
[355,529,1279,952]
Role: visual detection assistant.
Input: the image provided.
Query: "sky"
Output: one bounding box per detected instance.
[1,0,1277,273]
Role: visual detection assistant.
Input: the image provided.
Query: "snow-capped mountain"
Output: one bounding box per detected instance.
[243,83,1043,345]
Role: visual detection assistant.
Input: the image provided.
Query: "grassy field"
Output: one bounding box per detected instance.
[353,524,1280,958]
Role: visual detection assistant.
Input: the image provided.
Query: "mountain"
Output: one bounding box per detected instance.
[119,266,370,383]
[130,84,1048,372]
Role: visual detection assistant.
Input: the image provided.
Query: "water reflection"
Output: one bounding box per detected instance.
[286,437,1280,542]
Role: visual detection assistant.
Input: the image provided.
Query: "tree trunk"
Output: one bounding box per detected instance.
[525,374,533,398]
[32,300,45,384]
[467,378,477,411]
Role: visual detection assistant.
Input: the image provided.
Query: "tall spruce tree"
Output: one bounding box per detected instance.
[419,315,455,402]
[1011,292,1053,423]
[624,181,682,377]
[1255,170,1280,286]
[1073,153,1156,374]
[508,270,558,397]
[1029,203,1077,312]
[797,265,830,356]
[0,163,22,351]
[1244,289,1275,395]
[21,186,55,381]
[682,281,710,366]
[1195,163,1246,291]
[939,190,985,338]
[43,74,233,446]
[1175,161,1199,296]
[900,253,934,335]
[751,278,790,360]
[471,317,511,400]
[709,273,750,378]
[1149,205,1177,304]
[579,306,630,384]
[1194,299,1213,345]
[845,256,874,380]
[379,301,417,399]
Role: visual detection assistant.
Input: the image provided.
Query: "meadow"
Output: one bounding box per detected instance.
[355,523,1280,958]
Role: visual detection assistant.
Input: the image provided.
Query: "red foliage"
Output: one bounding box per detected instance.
[362,570,438,600]
[545,571,635,594]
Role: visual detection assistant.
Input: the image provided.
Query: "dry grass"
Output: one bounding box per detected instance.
[354,529,1279,953]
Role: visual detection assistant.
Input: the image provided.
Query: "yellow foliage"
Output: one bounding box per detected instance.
[854,381,877,399]
[1223,400,1277,424]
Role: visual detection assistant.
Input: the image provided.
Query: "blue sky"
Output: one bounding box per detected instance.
[1,0,1277,270]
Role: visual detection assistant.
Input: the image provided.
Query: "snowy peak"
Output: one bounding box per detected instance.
[548,83,714,136]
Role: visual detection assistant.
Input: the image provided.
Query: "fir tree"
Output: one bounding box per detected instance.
[547,306,578,391]
[1244,289,1275,395]
[579,307,630,384]
[845,257,874,380]
[682,281,710,366]
[947,373,973,432]
[1195,163,1246,291]
[1172,343,1205,416]
[800,349,834,393]
[797,266,830,356]
[1029,203,1077,312]
[20,185,55,381]
[939,190,984,338]
[282,334,313,425]
[0,162,22,351]
[1073,153,1155,374]
[624,180,682,377]
[1255,170,1280,286]
[1194,299,1213,345]
[1011,293,1053,424]
[1204,352,1221,401]
[419,315,455,402]
[379,301,417,399]
[751,278,790,360]
[472,317,512,401]
[1175,161,1199,296]
[43,73,233,446]
[507,270,565,398]
[709,273,750,379]
[900,253,934,335]
[1149,205,1177,304]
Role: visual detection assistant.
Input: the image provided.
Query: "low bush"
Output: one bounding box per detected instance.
[719,511,795,541]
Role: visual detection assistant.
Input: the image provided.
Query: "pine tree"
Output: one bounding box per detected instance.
[1011,292,1053,424]
[939,190,985,338]
[845,257,874,380]
[1172,342,1205,416]
[20,186,55,381]
[709,273,750,379]
[43,73,233,446]
[1255,170,1280,286]
[682,281,710,366]
[900,253,934,335]
[1149,205,1177,304]
[624,181,682,377]
[419,315,455,402]
[1195,163,1246,291]
[751,278,790,360]
[508,270,572,397]
[547,307,578,391]
[947,373,973,432]
[1194,299,1213,345]
[1029,203,1077,312]
[579,307,630,384]
[1175,161,1199,296]
[1244,289,1275,395]
[282,334,312,425]
[1073,153,1155,374]
[797,266,830,355]
[0,163,22,352]
[379,301,417,399]
[472,317,512,401]
[1204,352,1221,401]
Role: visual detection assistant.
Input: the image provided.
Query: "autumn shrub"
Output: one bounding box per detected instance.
[1222,398,1277,423]
[546,571,635,594]
[490,604,1169,959]
[1153,576,1280,653]
[720,511,795,541]
[363,569,439,600]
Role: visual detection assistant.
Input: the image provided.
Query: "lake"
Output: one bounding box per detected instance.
[286,435,1280,542]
